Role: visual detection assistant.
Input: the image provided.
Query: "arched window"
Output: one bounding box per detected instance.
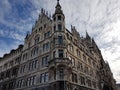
[59,68,64,79]
[58,15,61,20]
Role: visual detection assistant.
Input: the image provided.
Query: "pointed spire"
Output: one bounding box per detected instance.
[25,31,30,39]
[86,31,91,40]
[56,0,61,8]
[54,0,63,15]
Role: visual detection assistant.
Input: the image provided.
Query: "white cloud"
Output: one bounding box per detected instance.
[0,39,22,57]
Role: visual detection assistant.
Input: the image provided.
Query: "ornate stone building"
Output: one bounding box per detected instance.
[0,45,23,90]
[0,0,116,90]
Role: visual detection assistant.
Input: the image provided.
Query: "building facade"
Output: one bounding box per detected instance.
[0,0,116,90]
[0,45,23,90]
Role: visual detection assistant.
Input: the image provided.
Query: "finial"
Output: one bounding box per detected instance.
[41,8,43,13]
[57,0,60,4]
[46,11,48,15]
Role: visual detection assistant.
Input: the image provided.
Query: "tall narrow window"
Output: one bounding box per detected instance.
[58,36,63,45]
[44,24,46,28]
[72,73,77,83]
[42,55,49,67]
[54,70,56,80]
[54,17,56,21]
[53,51,56,58]
[42,57,45,67]
[43,44,46,51]
[45,55,49,66]
[81,76,85,85]
[45,72,49,82]
[58,50,63,58]
[29,62,32,70]
[58,15,61,20]
[83,54,86,61]
[59,68,64,79]
[72,58,75,66]
[58,24,62,31]
[74,74,77,83]
[43,42,50,52]
[34,37,40,44]
[33,60,38,69]
[44,31,50,39]
[40,73,45,83]
[46,42,50,50]
[54,25,56,32]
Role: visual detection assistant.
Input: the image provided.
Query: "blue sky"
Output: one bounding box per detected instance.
[0,0,120,83]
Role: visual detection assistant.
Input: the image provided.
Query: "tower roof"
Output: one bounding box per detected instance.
[54,0,63,15]
[56,0,61,8]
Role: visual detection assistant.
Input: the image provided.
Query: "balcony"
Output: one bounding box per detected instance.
[48,58,72,69]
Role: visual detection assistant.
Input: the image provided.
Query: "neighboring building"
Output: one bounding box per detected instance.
[99,57,116,90]
[116,84,120,90]
[0,0,116,90]
[0,45,23,90]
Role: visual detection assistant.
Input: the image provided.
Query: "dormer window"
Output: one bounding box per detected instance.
[58,15,61,20]
[58,24,62,31]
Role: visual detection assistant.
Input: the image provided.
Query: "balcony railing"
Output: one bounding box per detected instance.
[48,58,72,68]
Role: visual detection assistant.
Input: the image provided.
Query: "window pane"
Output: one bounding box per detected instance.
[58,16,61,20]
[53,51,56,58]
[58,36,63,45]
[54,26,56,32]
[58,50,63,58]
[45,72,49,82]
[58,24,62,31]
